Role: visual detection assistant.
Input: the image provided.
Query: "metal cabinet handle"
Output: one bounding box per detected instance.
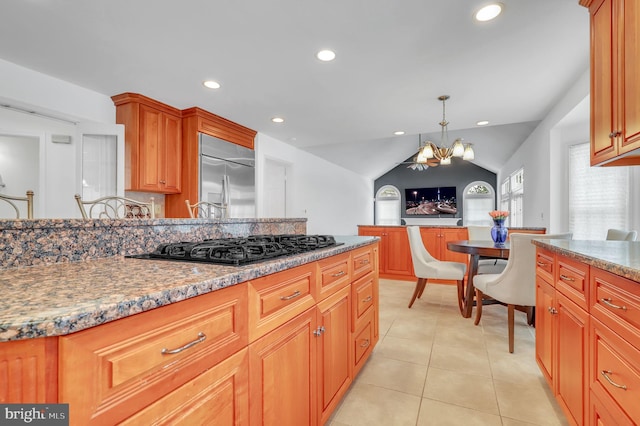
[360,338,370,348]
[159,180,166,184]
[559,274,575,282]
[609,131,621,138]
[601,298,627,311]
[161,332,206,355]
[548,307,557,314]
[359,259,370,265]
[362,295,373,303]
[313,326,326,336]
[536,261,548,267]
[601,370,627,390]
[331,270,346,277]
[280,290,301,301]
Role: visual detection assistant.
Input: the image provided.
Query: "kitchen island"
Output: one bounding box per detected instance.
[532,239,640,426]
[0,220,380,425]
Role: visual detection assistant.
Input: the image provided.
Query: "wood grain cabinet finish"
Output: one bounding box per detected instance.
[59,284,248,425]
[317,252,352,301]
[581,0,640,166]
[536,247,640,426]
[0,337,57,403]
[112,93,182,194]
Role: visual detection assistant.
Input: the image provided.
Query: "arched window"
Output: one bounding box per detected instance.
[462,181,496,226]
[375,185,401,225]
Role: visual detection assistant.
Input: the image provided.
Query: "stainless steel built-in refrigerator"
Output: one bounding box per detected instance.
[199,133,255,218]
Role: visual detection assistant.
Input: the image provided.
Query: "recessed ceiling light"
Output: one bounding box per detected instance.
[394,131,405,136]
[475,3,503,22]
[271,117,285,123]
[316,49,336,61]
[476,120,490,126]
[203,80,220,89]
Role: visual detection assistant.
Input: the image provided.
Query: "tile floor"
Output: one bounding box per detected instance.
[328,279,569,426]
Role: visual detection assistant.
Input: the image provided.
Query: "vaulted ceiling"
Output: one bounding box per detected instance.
[0,0,589,179]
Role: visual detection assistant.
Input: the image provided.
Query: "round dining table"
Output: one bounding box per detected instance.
[446,240,510,318]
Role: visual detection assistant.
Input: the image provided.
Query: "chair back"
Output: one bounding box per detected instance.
[406,226,438,273]
[185,199,227,219]
[467,226,492,240]
[75,194,155,219]
[491,232,572,306]
[606,228,638,241]
[0,190,34,219]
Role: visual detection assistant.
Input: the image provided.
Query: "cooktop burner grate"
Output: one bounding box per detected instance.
[129,234,341,266]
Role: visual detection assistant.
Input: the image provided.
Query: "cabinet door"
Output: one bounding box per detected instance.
[249,308,318,426]
[138,103,164,191]
[620,0,640,155]
[0,337,57,403]
[384,227,412,276]
[556,292,589,426]
[535,276,556,391]
[162,112,182,193]
[419,228,441,259]
[440,228,468,264]
[317,286,352,425]
[358,227,387,273]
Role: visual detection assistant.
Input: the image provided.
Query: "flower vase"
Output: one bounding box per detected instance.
[491,219,508,246]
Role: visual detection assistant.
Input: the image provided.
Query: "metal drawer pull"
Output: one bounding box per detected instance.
[559,274,575,282]
[161,332,206,355]
[548,307,557,314]
[536,261,548,267]
[362,295,373,303]
[359,259,370,265]
[601,298,627,311]
[360,339,370,348]
[280,290,301,301]
[601,370,627,390]
[331,270,346,277]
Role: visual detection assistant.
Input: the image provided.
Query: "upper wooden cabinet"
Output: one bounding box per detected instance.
[112,93,182,193]
[581,0,640,166]
[165,107,257,218]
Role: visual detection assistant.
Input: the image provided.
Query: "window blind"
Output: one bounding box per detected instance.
[569,143,629,239]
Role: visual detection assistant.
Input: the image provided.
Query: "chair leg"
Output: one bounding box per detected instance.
[408,278,427,308]
[456,280,464,314]
[508,304,515,353]
[474,289,483,325]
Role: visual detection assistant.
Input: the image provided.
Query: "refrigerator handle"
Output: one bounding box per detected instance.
[221,175,230,218]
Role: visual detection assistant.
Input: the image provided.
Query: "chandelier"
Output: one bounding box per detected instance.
[414,95,474,166]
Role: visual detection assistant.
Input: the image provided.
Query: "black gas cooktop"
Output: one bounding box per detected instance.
[128,234,342,266]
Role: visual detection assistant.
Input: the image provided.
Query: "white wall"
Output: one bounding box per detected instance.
[255,133,374,235]
[499,69,590,233]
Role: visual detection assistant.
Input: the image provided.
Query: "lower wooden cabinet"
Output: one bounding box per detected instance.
[535,274,555,387]
[0,337,57,403]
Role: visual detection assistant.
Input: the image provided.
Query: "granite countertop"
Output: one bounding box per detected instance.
[0,235,378,342]
[533,239,640,282]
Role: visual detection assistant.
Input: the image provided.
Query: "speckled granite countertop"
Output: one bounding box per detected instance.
[0,236,378,342]
[533,239,640,282]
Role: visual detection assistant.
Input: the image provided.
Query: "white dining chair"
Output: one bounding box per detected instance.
[473,232,572,353]
[406,226,467,310]
[606,228,638,241]
[466,225,508,274]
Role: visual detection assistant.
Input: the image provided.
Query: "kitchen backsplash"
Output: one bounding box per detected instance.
[0,218,306,269]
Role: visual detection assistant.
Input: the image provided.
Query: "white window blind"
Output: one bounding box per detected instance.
[569,143,629,239]
[375,185,401,225]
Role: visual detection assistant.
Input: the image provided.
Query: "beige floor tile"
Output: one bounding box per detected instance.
[493,378,570,426]
[433,320,487,351]
[355,352,428,396]
[416,398,502,426]
[385,315,438,340]
[429,342,493,378]
[423,367,499,415]
[375,335,432,365]
[501,417,553,426]
[331,381,422,426]
[488,349,546,384]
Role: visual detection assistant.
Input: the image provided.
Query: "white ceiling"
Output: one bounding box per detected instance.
[0,0,590,179]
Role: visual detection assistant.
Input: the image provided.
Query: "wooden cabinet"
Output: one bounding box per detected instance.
[112,93,182,193]
[358,226,412,279]
[59,283,248,425]
[534,251,589,426]
[0,337,57,403]
[581,0,640,166]
[420,227,469,264]
[165,107,256,218]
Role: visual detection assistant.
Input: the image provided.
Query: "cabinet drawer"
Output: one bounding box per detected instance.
[59,284,248,425]
[591,268,640,351]
[316,252,351,301]
[352,245,374,280]
[248,262,317,342]
[121,347,249,425]
[590,388,635,426]
[353,308,374,377]
[535,248,554,281]
[352,272,375,331]
[556,255,589,311]
[591,319,640,422]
